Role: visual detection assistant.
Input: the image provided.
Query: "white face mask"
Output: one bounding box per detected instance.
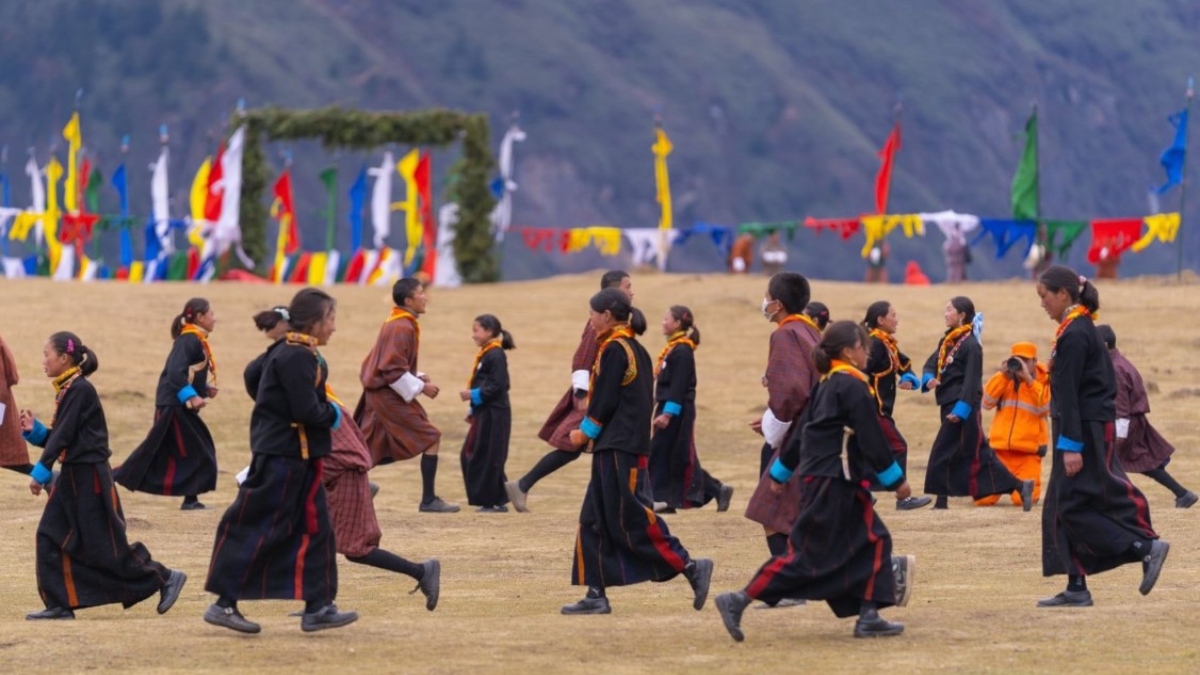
[761,298,775,320]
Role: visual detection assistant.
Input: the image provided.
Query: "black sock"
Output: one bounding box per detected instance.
[760,443,774,476]
[4,463,35,475]
[766,533,789,557]
[934,495,948,509]
[1067,575,1087,592]
[586,586,605,599]
[304,599,323,614]
[216,596,235,609]
[346,548,424,581]
[1143,467,1189,498]
[519,449,578,493]
[420,454,438,504]
[859,600,878,618]
[183,495,198,505]
[1129,539,1155,561]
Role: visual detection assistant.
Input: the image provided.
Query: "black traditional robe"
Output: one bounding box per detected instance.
[649,341,722,508]
[461,347,512,507]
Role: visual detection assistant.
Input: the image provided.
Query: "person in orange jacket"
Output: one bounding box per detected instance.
[975,342,1049,507]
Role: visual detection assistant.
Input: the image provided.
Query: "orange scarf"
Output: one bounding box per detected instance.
[869,328,902,376]
[655,331,697,376]
[778,313,820,332]
[589,324,637,400]
[825,359,872,390]
[179,324,217,385]
[467,339,503,388]
[936,324,972,376]
[325,384,346,409]
[385,307,420,344]
[50,366,82,427]
[1051,305,1093,367]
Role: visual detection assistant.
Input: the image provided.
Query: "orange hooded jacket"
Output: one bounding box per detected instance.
[982,361,1050,454]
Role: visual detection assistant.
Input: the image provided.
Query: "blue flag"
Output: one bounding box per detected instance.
[1156,108,1188,195]
[112,164,133,266]
[348,166,366,251]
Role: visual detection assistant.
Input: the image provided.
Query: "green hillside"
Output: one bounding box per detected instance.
[1,0,1197,280]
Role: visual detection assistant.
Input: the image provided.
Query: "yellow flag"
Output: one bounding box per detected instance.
[44,158,63,271]
[652,128,673,231]
[1131,212,1181,252]
[9,212,39,241]
[187,157,212,248]
[396,150,421,267]
[62,113,81,214]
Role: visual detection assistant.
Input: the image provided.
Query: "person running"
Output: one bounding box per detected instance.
[561,288,713,615]
[715,321,915,641]
[1034,266,1168,607]
[505,270,633,512]
[1096,324,1197,508]
[21,331,186,620]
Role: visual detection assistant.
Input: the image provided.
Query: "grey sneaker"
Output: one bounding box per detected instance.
[892,554,915,607]
[1019,480,1035,512]
[1139,540,1170,596]
[504,480,529,512]
[716,484,734,512]
[204,604,261,634]
[687,558,714,610]
[418,497,461,513]
[157,569,188,614]
[301,604,359,632]
[561,596,611,615]
[408,559,440,611]
[715,591,751,642]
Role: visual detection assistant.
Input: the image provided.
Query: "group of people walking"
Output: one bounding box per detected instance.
[0,263,1182,642]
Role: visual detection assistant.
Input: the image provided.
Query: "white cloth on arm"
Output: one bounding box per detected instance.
[235,465,250,486]
[390,372,425,403]
[1116,418,1130,439]
[571,369,590,392]
[761,407,792,450]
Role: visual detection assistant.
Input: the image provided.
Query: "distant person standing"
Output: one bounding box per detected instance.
[117,298,219,510]
[506,271,633,512]
[1034,267,1167,607]
[865,242,889,284]
[356,278,459,513]
[730,234,755,274]
[943,224,968,282]
[760,231,788,276]
[1097,324,1197,508]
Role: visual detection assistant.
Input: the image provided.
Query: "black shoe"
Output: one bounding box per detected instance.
[1176,491,1198,509]
[409,559,440,611]
[504,480,529,513]
[26,606,74,620]
[896,496,932,511]
[1140,540,1170,596]
[475,505,509,513]
[892,554,915,607]
[1019,480,1035,512]
[854,612,904,638]
[715,591,751,642]
[754,597,806,610]
[561,596,611,615]
[181,500,207,511]
[301,604,359,632]
[716,484,734,512]
[687,558,714,610]
[204,604,262,633]
[157,569,188,614]
[1036,590,1093,607]
[369,482,380,500]
[419,496,461,513]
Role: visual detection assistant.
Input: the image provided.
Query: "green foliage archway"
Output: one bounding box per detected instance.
[229,106,497,282]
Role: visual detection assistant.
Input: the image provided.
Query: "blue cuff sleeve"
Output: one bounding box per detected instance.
[470,388,482,406]
[768,458,794,484]
[30,462,53,485]
[1056,436,1084,452]
[177,385,200,405]
[876,461,904,489]
[330,403,343,430]
[900,372,920,389]
[663,401,682,416]
[23,419,49,446]
[920,372,935,392]
[950,400,972,419]
[581,417,603,440]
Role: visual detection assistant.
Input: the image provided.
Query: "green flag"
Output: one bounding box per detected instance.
[319,167,338,251]
[85,166,103,213]
[1011,109,1038,221]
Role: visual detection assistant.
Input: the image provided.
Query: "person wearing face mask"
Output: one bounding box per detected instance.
[116,297,220,511]
[920,296,1034,511]
[744,273,821,565]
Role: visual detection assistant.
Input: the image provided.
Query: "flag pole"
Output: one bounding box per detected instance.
[1178,77,1193,281]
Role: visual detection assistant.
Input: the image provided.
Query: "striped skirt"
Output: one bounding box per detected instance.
[205,454,337,605]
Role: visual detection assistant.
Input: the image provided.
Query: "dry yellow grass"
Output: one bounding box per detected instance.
[1,272,1199,674]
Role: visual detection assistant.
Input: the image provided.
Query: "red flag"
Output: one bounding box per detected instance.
[415,152,437,277]
[205,144,225,222]
[272,169,301,255]
[874,122,901,214]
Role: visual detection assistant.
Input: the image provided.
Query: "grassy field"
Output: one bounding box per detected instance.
[1,271,1198,674]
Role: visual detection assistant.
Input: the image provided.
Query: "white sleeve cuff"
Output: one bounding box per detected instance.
[1116,418,1130,439]
[235,465,250,486]
[571,369,590,392]
[761,407,793,450]
[389,372,425,403]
